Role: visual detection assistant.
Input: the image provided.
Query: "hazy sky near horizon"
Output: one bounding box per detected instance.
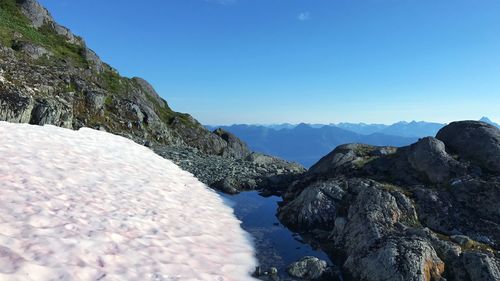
[40,0,500,125]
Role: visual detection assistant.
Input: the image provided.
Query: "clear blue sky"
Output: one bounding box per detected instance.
[40,0,500,125]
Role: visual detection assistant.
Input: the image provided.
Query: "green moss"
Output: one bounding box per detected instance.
[380,183,413,196]
[353,156,378,168]
[0,0,87,66]
[461,240,495,253]
[100,69,126,94]
[435,233,495,253]
[352,144,375,156]
[104,95,113,107]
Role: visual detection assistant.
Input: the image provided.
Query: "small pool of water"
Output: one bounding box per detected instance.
[219,191,332,277]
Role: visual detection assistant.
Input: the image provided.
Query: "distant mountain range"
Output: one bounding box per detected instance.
[205,124,417,167]
[206,117,498,167]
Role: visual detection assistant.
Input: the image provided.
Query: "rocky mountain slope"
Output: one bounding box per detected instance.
[0,0,304,191]
[278,121,500,281]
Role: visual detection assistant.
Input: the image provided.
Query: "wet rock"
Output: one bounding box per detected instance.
[287,256,328,280]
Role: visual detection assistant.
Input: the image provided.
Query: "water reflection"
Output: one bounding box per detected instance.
[219,191,332,278]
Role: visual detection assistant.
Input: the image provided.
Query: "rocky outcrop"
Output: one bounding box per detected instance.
[278,179,344,230]
[407,137,467,184]
[17,0,51,28]
[0,86,34,123]
[11,41,52,60]
[436,121,500,173]
[213,128,251,158]
[278,121,500,281]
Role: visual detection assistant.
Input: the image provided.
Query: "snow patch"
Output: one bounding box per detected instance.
[0,122,257,281]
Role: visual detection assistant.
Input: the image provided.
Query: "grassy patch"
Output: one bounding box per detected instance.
[461,239,495,253]
[380,182,412,196]
[353,156,378,168]
[352,144,375,156]
[435,233,495,253]
[0,0,87,66]
[100,69,126,94]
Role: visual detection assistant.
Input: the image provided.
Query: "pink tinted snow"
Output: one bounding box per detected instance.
[0,122,257,281]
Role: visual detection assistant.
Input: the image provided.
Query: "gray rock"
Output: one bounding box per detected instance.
[308,143,367,174]
[133,77,168,109]
[18,0,51,28]
[436,121,500,173]
[84,48,105,73]
[85,90,106,112]
[29,98,73,128]
[462,251,500,281]
[0,89,34,123]
[309,143,397,176]
[213,128,251,158]
[414,178,500,249]
[407,137,467,183]
[278,180,345,231]
[287,256,328,280]
[18,0,81,45]
[12,41,52,60]
[450,235,472,246]
[345,237,445,281]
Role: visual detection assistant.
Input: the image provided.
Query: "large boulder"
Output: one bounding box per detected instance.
[278,180,345,230]
[29,98,73,128]
[436,121,500,173]
[345,236,445,281]
[11,41,52,60]
[213,128,251,158]
[0,88,34,123]
[407,137,467,183]
[309,143,396,175]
